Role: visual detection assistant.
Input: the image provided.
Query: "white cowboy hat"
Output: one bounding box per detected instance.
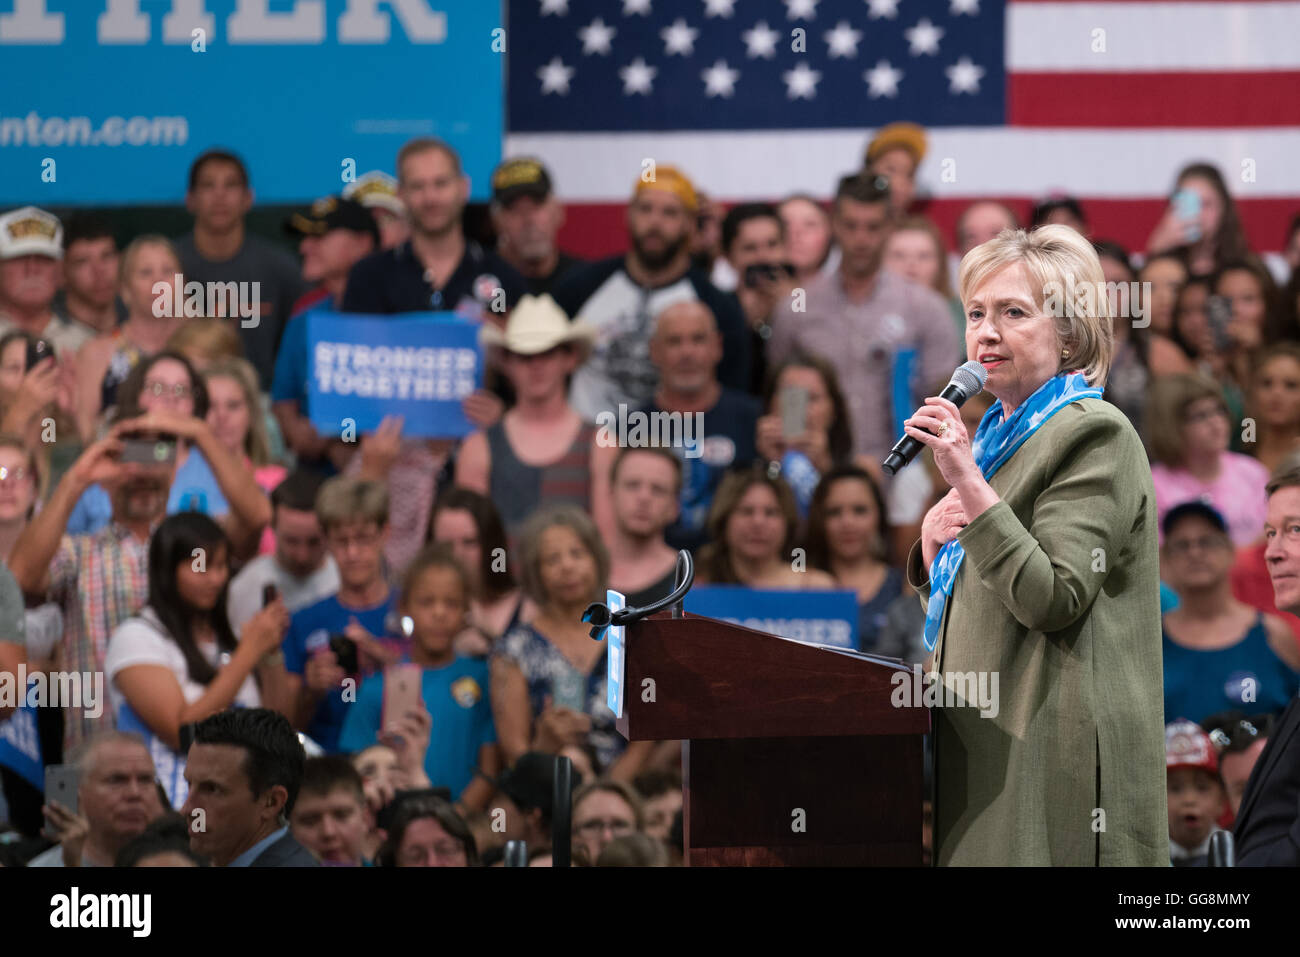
[480,294,597,357]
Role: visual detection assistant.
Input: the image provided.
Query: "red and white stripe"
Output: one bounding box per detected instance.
[508,0,1300,262]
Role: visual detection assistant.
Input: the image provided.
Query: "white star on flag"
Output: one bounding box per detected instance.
[539,0,569,16]
[703,0,737,18]
[950,0,979,14]
[742,20,780,58]
[866,0,900,19]
[623,0,652,13]
[946,55,985,93]
[661,17,699,55]
[702,59,740,96]
[783,61,822,98]
[905,17,943,55]
[619,57,657,95]
[537,56,575,94]
[824,20,862,58]
[784,0,819,21]
[578,18,617,55]
[864,59,903,97]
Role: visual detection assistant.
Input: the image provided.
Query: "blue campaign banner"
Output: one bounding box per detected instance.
[0,699,44,791]
[306,311,483,439]
[0,1,502,204]
[685,586,860,651]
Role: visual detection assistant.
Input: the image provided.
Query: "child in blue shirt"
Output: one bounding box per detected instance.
[339,544,499,811]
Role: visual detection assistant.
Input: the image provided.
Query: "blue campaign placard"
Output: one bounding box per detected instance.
[685,586,860,650]
[0,698,44,791]
[606,589,626,719]
[306,311,483,439]
[0,1,502,204]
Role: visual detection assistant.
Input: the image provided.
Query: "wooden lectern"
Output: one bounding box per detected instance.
[614,612,929,866]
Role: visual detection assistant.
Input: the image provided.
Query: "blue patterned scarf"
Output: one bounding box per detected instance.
[923,371,1104,652]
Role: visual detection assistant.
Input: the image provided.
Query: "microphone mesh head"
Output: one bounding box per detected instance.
[949,360,988,399]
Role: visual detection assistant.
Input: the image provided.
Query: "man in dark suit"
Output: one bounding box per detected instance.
[180,709,320,867]
[1233,464,1300,865]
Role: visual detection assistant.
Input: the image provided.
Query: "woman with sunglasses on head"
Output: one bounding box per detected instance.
[61,351,272,559]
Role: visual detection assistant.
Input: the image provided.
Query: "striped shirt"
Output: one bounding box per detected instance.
[48,523,151,753]
[488,421,595,546]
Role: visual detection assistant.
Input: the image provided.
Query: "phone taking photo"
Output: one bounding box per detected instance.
[1206,294,1233,350]
[383,664,423,731]
[1172,189,1202,242]
[779,385,810,439]
[25,337,54,373]
[44,764,79,816]
[119,436,178,466]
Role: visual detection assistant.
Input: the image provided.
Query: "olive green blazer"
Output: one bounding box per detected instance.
[907,398,1168,866]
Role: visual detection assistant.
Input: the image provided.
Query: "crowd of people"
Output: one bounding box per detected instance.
[1,120,1299,867]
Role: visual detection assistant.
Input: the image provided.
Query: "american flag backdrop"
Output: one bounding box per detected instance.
[504,0,1300,262]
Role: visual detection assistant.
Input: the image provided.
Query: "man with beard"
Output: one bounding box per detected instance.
[342,138,525,320]
[9,427,181,753]
[490,157,584,296]
[552,167,751,421]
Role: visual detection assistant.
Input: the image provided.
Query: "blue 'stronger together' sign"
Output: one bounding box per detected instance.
[306,311,483,440]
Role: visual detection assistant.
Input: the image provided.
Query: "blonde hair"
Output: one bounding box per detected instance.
[118,234,180,287]
[166,318,244,371]
[958,224,1114,387]
[316,477,389,532]
[203,357,271,465]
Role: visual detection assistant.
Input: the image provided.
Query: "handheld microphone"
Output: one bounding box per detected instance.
[881,360,988,475]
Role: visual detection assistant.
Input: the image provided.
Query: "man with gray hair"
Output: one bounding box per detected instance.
[27,731,161,867]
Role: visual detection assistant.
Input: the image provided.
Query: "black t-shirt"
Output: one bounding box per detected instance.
[623,564,680,609]
[341,240,527,317]
[524,252,586,298]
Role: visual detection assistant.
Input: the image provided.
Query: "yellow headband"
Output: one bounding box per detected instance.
[633,166,698,213]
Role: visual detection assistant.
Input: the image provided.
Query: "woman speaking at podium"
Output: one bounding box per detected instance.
[904,225,1167,866]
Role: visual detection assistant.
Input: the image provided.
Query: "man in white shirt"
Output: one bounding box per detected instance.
[228,471,339,634]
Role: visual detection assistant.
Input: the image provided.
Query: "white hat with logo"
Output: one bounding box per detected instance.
[0,206,63,260]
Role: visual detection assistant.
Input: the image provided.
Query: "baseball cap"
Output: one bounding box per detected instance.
[0,206,63,261]
[866,122,928,166]
[1166,719,1219,776]
[492,157,553,205]
[1162,500,1228,540]
[283,196,380,246]
[344,170,404,217]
